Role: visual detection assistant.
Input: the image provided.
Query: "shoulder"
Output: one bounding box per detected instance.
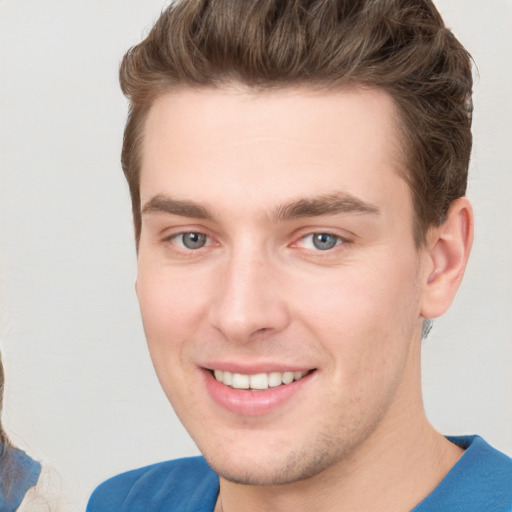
[86,456,219,512]
[413,435,512,512]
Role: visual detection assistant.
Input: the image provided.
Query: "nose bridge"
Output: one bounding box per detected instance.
[208,240,289,342]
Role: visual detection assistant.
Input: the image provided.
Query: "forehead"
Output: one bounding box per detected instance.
[140,86,409,218]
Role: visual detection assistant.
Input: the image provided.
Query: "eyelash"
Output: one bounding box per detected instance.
[164,232,214,251]
[294,232,347,252]
[163,230,350,256]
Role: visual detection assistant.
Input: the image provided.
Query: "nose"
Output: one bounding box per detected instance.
[208,249,290,343]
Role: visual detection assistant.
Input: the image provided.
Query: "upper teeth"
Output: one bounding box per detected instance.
[213,370,308,390]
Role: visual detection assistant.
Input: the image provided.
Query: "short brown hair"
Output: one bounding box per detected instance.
[120,0,473,246]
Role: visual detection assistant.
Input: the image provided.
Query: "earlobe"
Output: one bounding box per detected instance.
[421,197,474,319]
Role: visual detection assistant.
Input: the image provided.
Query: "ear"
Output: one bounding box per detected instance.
[421,197,474,319]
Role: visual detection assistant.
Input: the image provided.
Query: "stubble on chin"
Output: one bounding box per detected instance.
[204,429,363,487]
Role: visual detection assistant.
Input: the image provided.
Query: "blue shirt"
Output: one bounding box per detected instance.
[87,436,512,512]
[0,443,41,512]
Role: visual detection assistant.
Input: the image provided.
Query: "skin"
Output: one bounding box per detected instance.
[136,86,473,512]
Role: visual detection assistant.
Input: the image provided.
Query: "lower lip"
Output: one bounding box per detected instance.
[203,370,314,416]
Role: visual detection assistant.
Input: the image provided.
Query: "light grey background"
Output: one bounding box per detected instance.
[0,1,510,510]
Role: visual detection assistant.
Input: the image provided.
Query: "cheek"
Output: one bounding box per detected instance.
[135,268,211,416]
[135,266,210,393]
[299,272,421,430]
[296,258,422,375]
[136,264,209,340]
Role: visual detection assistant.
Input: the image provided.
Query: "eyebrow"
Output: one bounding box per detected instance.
[141,192,380,222]
[142,195,212,219]
[271,192,380,222]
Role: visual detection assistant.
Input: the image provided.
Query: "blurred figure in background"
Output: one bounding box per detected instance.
[0,353,59,511]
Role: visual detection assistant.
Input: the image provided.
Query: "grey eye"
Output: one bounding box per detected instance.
[312,233,339,250]
[181,232,207,249]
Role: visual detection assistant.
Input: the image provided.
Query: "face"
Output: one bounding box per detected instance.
[136,86,430,485]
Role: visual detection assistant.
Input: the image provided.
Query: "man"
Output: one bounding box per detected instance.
[87,0,512,510]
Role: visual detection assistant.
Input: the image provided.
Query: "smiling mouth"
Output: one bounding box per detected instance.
[211,369,313,390]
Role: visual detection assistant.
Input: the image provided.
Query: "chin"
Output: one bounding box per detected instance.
[202,442,344,487]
